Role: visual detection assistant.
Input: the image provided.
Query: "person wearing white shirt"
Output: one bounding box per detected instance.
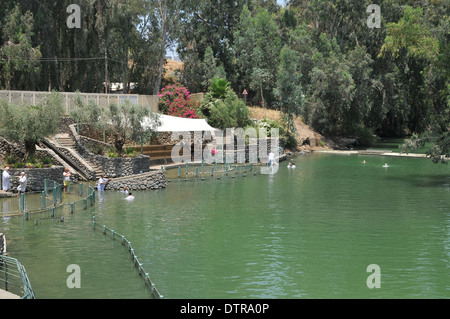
[125,192,135,201]
[98,175,108,191]
[268,151,275,166]
[2,167,10,191]
[17,172,27,194]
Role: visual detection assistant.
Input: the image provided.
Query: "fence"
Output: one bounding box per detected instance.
[163,161,258,182]
[0,179,95,221]
[0,90,204,115]
[91,215,163,299]
[0,255,35,299]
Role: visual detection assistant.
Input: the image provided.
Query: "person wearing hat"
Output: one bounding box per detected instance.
[17,172,27,194]
[2,167,10,191]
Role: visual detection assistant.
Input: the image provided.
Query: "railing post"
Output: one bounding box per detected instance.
[20,193,25,212]
[41,191,45,208]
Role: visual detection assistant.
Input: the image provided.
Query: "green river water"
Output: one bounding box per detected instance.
[1,152,449,299]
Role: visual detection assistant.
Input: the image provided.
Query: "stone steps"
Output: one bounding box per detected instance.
[51,134,103,180]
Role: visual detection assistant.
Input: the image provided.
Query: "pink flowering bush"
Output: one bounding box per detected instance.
[158,84,200,118]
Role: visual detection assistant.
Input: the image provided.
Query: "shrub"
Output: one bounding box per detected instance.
[200,78,251,129]
[41,156,52,165]
[6,155,17,165]
[108,148,118,158]
[124,146,137,157]
[158,84,200,118]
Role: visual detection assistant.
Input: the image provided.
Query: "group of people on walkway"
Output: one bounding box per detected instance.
[2,168,28,194]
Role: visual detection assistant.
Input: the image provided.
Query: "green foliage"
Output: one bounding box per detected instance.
[208,78,230,100]
[108,148,118,158]
[0,1,448,161]
[124,146,137,157]
[3,154,52,168]
[200,79,250,129]
[257,118,284,137]
[380,6,439,60]
[41,156,52,165]
[0,92,64,158]
[71,92,103,126]
[105,100,160,155]
[0,4,41,90]
[402,131,449,163]
[6,155,17,165]
[274,46,303,133]
[200,47,227,91]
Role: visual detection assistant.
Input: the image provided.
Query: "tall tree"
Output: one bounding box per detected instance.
[0,4,41,90]
[273,46,303,133]
[139,0,182,95]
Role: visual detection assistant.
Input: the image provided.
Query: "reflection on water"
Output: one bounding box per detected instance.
[1,153,449,298]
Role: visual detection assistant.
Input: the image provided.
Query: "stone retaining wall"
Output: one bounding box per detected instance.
[104,171,166,191]
[68,124,151,178]
[0,137,25,160]
[6,166,66,192]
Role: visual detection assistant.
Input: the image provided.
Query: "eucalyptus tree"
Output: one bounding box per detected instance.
[177,0,247,92]
[138,0,183,95]
[273,46,303,133]
[232,5,282,108]
[0,4,41,90]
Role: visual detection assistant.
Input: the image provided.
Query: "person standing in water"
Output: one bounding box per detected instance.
[63,168,71,193]
[98,175,108,191]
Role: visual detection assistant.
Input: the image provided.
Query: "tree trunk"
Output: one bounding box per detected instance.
[153,0,168,95]
[24,140,36,160]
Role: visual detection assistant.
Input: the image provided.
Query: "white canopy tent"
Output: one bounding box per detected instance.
[142,114,217,132]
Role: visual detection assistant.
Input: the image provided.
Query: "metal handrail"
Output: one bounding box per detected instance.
[0,255,35,299]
